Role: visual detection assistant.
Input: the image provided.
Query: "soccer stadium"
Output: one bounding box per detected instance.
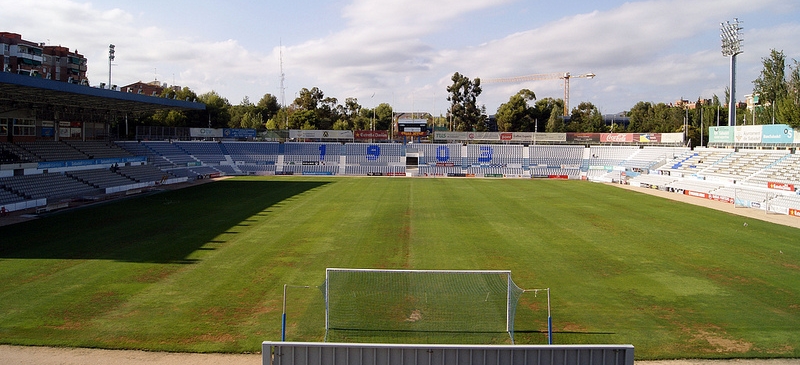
[2,71,800,364]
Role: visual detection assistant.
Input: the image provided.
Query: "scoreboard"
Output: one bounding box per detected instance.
[397,118,428,136]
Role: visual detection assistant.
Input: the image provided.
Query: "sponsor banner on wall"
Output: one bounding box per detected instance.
[761,124,794,144]
[637,133,662,143]
[790,209,800,218]
[190,128,223,138]
[534,133,567,142]
[709,194,735,204]
[708,126,734,143]
[684,190,709,199]
[660,133,683,144]
[223,128,257,138]
[767,181,796,191]
[568,133,600,142]
[734,125,762,143]
[399,130,428,136]
[435,131,567,142]
[601,133,634,143]
[354,130,389,140]
[290,130,354,139]
[38,156,147,169]
[434,131,466,140]
[434,132,495,141]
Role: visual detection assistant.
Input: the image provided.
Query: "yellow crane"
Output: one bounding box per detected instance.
[482,72,596,116]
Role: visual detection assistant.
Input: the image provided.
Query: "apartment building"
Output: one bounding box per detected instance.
[1,32,87,84]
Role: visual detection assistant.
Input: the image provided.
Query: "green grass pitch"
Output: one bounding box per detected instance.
[0,176,798,359]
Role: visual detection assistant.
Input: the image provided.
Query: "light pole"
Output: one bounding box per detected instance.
[108,44,115,90]
[721,18,743,126]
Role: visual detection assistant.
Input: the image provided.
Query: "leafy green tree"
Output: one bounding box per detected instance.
[373,103,393,131]
[229,96,256,128]
[545,106,565,132]
[569,102,606,132]
[289,109,317,130]
[294,87,324,110]
[240,111,264,129]
[446,72,486,131]
[627,101,652,133]
[267,108,290,130]
[197,91,232,128]
[290,87,341,129]
[532,98,562,132]
[257,93,281,123]
[495,89,536,132]
[753,49,788,108]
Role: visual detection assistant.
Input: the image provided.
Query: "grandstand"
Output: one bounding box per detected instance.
[1,136,800,218]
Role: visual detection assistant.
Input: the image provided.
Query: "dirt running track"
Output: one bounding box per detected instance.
[611,183,800,230]
[1,182,798,365]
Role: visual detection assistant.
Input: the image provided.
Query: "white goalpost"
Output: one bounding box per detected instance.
[321,268,550,344]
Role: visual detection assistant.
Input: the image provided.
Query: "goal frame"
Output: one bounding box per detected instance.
[323,268,521,341]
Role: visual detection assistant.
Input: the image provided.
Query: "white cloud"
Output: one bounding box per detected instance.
[1,0,799,114]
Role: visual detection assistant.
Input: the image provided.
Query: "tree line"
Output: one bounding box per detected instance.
[131,48,800,145]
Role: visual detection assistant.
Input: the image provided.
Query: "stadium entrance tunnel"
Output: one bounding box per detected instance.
[0,179,330,263]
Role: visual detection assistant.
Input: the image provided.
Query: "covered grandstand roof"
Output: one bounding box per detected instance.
[0,72,205,114]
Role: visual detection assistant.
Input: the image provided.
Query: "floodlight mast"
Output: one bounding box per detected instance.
[721,18,743,126]
[108,44,115,90]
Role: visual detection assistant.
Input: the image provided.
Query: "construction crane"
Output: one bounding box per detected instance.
[482,72,596,116]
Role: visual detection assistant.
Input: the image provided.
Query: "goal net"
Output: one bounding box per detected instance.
[322,268,524,344]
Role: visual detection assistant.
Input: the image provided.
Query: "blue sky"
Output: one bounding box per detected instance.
[2,0,799,115]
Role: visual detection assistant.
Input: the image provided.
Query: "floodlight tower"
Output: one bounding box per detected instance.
[721,18,743,126]
[108,44,115,90]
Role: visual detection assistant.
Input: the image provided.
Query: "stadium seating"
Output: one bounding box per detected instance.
[65,140,133,159]
[140,141,199,166]
[660,148,732,175]
[621,146,689,170]
[345,143,403,165]
[768,194,800,212]
[529,145,583,166]
[0,173,100,200]
[173,141,227,165]
[587,146,639,167]
[116,165,176,184]
[115,141,176,169]
[224,142,280,165]
[465,144,524,165]
[0,187,27,205]
[16,141,89,162]
[65,168,137,189]
[0,141,39,163]
[416,143,463,166]
[743,153,800,187]
[701,150,788,181]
